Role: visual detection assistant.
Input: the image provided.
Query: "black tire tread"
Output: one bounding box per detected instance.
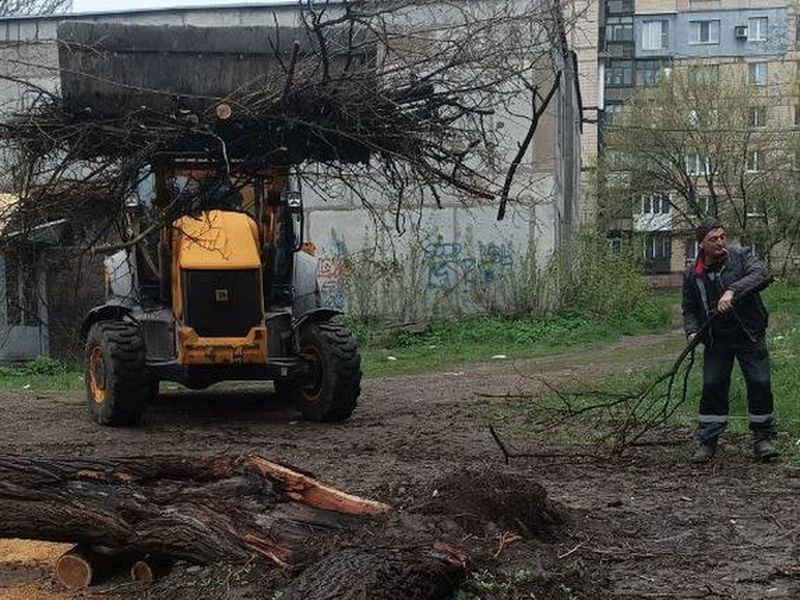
[297,322,361,423]
[85,320,148,426]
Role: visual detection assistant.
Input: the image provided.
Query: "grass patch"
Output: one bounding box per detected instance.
[354,294,671,378]
[0,357,84,391]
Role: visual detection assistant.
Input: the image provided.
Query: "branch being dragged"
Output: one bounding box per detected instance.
[488,283,773,457]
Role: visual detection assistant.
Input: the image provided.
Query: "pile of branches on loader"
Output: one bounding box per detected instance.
[0,0,581,249]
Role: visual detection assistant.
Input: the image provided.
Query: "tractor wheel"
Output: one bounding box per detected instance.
[291,322,361,422]
[85,320,149,426]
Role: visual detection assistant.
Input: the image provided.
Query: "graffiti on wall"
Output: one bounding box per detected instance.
[422,235,515,291]
[315,228,517,311]
[422,238,475,291]
[317,228,348,310]
[317,257,345,310]
[478,241,514,285]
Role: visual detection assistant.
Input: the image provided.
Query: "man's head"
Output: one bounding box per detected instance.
[696,217,726,263]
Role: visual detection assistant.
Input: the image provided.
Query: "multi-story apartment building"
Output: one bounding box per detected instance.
[598,0,797,283]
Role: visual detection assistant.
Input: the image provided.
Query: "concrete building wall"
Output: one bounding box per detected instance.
[568,0,600,224]
[635,7,788,59]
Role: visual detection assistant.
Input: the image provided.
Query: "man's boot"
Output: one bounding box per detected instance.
[753,438,779,461]
[690,438,717,464]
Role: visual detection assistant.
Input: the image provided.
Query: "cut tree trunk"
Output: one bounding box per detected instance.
[130,554,174,583]
[54,543,132,589]
[0,454,389,567]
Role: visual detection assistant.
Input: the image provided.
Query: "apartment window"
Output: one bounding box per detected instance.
[685,153,710,175]
[601,102,624,128]
[747,62,767,86]
[688,109,720,130]
[643,234,672,261]
[642,20,669,51]
[637,60,669,86]
[687,109,718,131]
[690,65,718,84]
[690,20,720,44]
[608,236,623,252]
[606,16,634,42]
[749,106,767,128]
[604,149,630,170]
[685,239,699,262]
[606,0,634,14]
[748,17,768,42]
[639,193,671,215]
[696,196,712,216]
[605,60,634,87]
[746,150,762,172]
[749,242,767,258]
[794,104,800,128]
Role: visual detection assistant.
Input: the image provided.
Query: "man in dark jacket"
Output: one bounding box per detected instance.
[682,217,777,463]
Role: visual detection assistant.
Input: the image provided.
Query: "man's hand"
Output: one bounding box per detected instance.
[717,290,734,313]
[687,333,697,342]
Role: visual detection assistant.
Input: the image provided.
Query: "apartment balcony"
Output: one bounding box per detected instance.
[633,212,672,232]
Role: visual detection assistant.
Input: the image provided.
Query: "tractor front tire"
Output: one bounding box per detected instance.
[85,320,148,426]
[291,322,362,422]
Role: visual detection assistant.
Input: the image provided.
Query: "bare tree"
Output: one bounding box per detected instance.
[0,0,70,16]
[0,0,581,251]
[601,64,800,266]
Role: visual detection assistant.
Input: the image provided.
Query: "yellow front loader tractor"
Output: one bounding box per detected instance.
[82,161,361,426]
[50,21,370,425]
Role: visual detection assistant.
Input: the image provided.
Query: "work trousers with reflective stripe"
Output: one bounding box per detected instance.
[698,336,777,443]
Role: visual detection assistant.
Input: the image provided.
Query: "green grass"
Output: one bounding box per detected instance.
[0,356,85,391]
[355,295,672,377]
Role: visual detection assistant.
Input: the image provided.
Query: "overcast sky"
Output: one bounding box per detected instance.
[71,0,295,13]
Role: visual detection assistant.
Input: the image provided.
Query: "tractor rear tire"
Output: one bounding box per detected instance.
[85,320,148,426]
[291,322,361,422]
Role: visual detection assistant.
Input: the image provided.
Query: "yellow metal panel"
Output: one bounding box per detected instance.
[173,210,260,270]
[177,325,268,365]
[171,210,261,319]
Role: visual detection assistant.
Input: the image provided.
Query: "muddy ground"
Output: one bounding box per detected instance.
[0,329,798,599]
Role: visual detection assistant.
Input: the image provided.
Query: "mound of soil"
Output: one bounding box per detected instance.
[413,470,566,540]
[282,548,464,600]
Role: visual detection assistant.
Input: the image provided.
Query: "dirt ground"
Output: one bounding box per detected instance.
[1,329,798,599]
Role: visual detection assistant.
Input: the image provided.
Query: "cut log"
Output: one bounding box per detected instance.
[55,545,94,589]
[54,543,129,589]
[130,554,174,583]
[0,454,389,568]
